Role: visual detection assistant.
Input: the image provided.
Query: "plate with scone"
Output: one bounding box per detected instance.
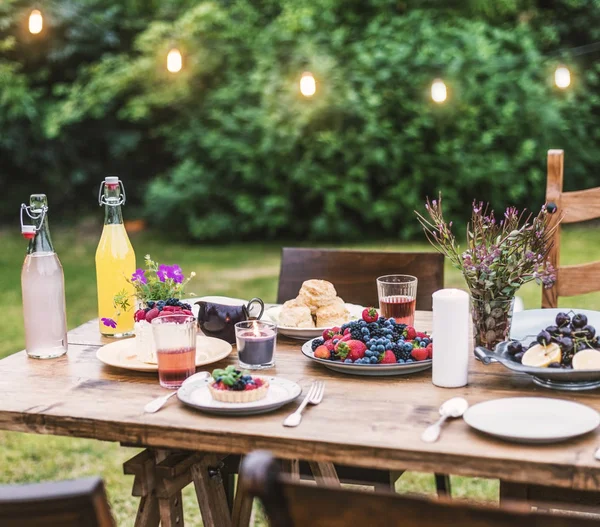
[265,279,365,340]
[177,366,302,416]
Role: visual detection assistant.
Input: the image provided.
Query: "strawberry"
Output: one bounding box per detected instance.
[134,309,146,322]
[323,339,335,351]
[145,307,160,322]
[405,326,417,340]
[322,328,337,340]
[426,343,433,359]
[314,345,331,360]
[416,331,428,339]
[411,347,429,362]
[381,350,396,364]
[335,340,367,361]
[362,307,379,324]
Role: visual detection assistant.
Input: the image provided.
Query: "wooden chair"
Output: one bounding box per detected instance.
[542,149,600,308]
[0,477,115,526]
[239,451,598,527]
[276,247,448,495]
[277,248,444,310]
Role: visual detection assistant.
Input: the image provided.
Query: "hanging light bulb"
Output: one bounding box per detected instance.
[431,78,447,103]
[300,71,316,97]
[167,48,183,73]
[28,9,43,34]
[554,65,571,89]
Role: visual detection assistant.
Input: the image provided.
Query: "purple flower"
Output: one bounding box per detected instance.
[157,264,170,282]
[101,318,117,329]
[167,264,184,283]
[131,268,147,284]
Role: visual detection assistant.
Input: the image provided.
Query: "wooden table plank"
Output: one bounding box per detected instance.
[1,311,600,491]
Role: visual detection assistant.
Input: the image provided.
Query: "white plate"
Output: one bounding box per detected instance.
[265,303,365,340]
[464,397,600,443]
[510,309,600,341]
[301,339,431,377]
[96,336,232,372]
[177,376,302,416]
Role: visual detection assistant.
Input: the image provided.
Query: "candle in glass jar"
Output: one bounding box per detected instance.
[432,289,470,388]
[235,320,276,369]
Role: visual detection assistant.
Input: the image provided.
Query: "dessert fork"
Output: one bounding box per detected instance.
[283,381,324,427]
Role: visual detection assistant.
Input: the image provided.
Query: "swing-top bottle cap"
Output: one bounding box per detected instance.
[21,225,36,239]
[105,176,119,184]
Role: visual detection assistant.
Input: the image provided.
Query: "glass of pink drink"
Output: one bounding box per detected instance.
[376,275,418,326]
[151,314,196,389]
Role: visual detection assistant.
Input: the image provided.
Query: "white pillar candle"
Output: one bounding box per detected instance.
[432,288,470,388]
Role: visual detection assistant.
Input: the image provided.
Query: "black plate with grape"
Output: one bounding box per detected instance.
[475,311,600,391]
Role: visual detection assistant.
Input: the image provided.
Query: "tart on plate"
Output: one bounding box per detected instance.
[208,365,270,403]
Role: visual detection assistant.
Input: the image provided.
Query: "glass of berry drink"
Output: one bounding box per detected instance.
[151,314,196,389]
[377,275,418,326]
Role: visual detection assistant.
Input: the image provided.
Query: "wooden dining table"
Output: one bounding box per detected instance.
[1,311,600,525]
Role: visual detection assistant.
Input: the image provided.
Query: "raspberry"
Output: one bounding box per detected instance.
[134,309,146,322]
[145,308,160,322]
[416,331,427,339]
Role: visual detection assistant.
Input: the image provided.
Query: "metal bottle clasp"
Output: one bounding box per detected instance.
[98,180,126,206]
[20,203,47,238]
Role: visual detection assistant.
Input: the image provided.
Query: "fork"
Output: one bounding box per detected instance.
[283,381,325,427]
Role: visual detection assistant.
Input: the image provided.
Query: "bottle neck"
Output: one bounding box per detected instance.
[28,201,54,255]
[103,185,124,225]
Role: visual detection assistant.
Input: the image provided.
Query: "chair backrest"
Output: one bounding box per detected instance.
[240,451,598,527]
[543,149,600,308]
[0,477,115,527]
[277,248,444,310]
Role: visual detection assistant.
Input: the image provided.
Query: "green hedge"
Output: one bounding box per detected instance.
[1,0,599,239]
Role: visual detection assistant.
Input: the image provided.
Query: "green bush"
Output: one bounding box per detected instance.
[1,1,599,239]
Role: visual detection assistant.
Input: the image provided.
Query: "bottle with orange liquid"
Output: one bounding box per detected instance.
[95,176,136,336]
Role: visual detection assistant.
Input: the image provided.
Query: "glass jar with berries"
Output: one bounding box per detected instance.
[102,254,196,363]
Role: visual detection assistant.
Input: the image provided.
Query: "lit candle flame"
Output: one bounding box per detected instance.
[300,72,316,97]
[167,48,183,73]
[431,79,447,103]
[554,66,571,89]
[252,320,261,337]
[29,9,43,34]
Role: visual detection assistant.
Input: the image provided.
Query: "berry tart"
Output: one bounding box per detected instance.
[208,366,270,403]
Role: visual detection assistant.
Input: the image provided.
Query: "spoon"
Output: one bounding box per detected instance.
[144,371,210,413]
[421,397,469,443]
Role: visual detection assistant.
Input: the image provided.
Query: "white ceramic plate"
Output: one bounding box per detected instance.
[510,309,600,341]
[265,303,365,340]
[301,339,431,377]
[463,397,600,443]
[96,336,232,372]
[177,376,302,416]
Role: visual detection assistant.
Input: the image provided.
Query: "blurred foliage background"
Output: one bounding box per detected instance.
[1,0,599,240]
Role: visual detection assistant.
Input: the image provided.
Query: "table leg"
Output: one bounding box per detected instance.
[435,473,451,497]
[134,494,160,527]
[158,491,185,527]
[191,454,233,527]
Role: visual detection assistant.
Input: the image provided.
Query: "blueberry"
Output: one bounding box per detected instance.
[157,300,166,307]
[379,316,386,323]
[389,319,396,325]
[359,320,367,326]
[146,301,156,309]
[571,313,588,329]
[333,339,339,344]
[365,350,373,358]
[242,375,252,381]
[555,312,570,327]
[397,359,405,364]
[344,358,352,363]
[422,338,430,345]
[361,327,369,334]
[406,359,414,363]
[420,342,426,348]
[370,356,378,363]
[377,345,385,352]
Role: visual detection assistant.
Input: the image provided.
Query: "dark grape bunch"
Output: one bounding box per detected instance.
[506,312,600,368]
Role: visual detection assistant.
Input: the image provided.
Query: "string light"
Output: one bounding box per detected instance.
[300,72,316,97]
[167,48,182,73]
[554,65,571,89]
[431,78,447,103]
[28,9,43,34]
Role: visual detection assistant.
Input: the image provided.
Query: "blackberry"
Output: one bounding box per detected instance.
[166,298,178,306]
[329,350,336,360]
[350,329,363,340]
[231,380,246,391]
[371,329,385,339]
[311,338,324,351]
[179,303,192,310]
[393,343,412,361]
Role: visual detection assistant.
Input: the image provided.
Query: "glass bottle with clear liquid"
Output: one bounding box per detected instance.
[95,176,136,337]
[20,194,68,359]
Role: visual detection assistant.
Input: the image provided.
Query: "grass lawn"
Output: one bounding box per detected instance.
[1,224,599,524]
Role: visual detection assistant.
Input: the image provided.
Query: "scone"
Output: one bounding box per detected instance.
[298,280,338,313]
[279,300,314,328]
[316,301,351,328]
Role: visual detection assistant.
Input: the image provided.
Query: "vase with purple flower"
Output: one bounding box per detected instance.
[101,254,196,363]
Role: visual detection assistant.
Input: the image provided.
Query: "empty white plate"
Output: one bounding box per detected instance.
[463,397,600,443]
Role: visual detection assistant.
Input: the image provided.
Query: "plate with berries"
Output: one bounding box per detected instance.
[177,366,302,416]
[476,311,600,391]
[301,312,433,376]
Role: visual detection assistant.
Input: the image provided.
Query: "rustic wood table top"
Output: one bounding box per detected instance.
[1,311,600,492]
